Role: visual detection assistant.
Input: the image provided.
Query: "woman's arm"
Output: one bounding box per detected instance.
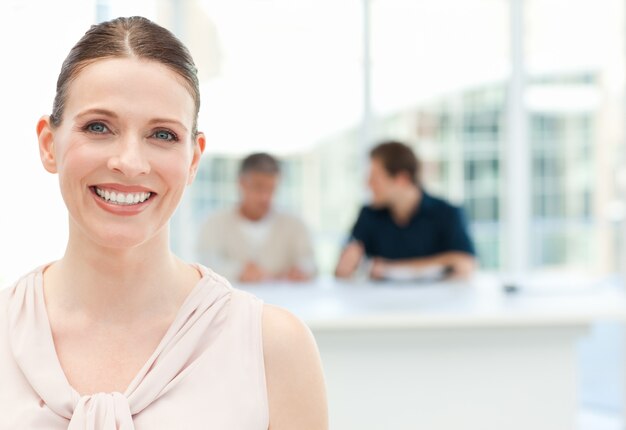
[263,304,328,430]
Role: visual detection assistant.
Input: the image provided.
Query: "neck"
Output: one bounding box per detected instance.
[44,222,196,322]
[239,204,268,222]
[390,186,422,224]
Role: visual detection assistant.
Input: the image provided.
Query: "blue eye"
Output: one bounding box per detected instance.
[86,122,108,133]
[153,129,178,142]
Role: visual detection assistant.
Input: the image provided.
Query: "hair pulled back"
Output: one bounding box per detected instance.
[50,16,200,134]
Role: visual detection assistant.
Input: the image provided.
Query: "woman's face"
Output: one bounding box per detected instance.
[37,57,204,249]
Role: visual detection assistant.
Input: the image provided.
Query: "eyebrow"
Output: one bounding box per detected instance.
[147,118,189,133]
[74,108,189,132]
[74,108,118,120]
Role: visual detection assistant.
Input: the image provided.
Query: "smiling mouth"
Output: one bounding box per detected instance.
[90,186,154,206]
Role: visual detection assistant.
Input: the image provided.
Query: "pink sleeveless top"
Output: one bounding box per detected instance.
[0,264,269,429]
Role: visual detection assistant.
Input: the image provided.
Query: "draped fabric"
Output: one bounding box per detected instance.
[4,264,265,430]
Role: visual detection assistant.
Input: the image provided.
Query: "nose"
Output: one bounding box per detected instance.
[261,189,272,201]
[107,135,151,178]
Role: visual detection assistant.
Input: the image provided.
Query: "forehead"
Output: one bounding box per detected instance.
[63,57,195,125]
[241,171,279,183]
[369,157,386,173]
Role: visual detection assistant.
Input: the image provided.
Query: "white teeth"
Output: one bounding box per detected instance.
[94,187,152,206]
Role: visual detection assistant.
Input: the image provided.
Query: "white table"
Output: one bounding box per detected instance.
[238,275,626,430]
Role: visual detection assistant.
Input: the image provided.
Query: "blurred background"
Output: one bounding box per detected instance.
[0,0,625,427]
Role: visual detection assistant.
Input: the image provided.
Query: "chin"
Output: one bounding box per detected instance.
[68,203,169,251]
[370,199,386,208]
[97,232,152,250]
[82,222,162,251]
[251,208,270,219]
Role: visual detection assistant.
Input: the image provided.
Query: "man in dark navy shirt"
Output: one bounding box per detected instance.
[335,141,476,280]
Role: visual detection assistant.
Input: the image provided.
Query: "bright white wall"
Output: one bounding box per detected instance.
[0,1,97,286]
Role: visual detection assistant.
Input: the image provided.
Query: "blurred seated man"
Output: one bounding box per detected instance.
[335,141,476,280]
[197,153,316,283]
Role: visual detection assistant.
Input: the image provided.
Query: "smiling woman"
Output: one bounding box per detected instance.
[0,16,327,430]
[38,57,200,248]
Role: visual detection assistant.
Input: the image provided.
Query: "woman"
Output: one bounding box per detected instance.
[0,16,327,429]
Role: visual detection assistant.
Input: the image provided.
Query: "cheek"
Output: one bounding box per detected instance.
[250,191,262,202]
[57,144,101,190]
[154,152,192,189]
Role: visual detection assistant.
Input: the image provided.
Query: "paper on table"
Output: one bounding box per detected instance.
[381,265,448,282]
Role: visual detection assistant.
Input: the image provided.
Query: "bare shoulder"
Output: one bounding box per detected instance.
[262,304,328,430]
[262,304,321,378]
[263,304,312,342]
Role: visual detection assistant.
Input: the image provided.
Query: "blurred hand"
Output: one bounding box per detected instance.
[370,258,390,280]
[239,262,270,283]
[335,241,364,278]
[283,267,312,282]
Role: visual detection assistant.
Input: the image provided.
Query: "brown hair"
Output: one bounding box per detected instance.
[50,16,200,135]
[370,140,421,186]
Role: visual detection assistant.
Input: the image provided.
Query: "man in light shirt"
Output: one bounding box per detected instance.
[197,153,316,283]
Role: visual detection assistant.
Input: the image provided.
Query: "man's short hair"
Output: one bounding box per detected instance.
[370,140,420,186]
[239,152,281,176]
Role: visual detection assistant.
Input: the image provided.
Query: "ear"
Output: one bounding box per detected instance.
[37,116,57,174]
[395,171,412,186]
[187,131,206,185]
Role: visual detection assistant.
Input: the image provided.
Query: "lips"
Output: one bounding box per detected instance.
[89,183,156,215]
[93,186,151,205]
